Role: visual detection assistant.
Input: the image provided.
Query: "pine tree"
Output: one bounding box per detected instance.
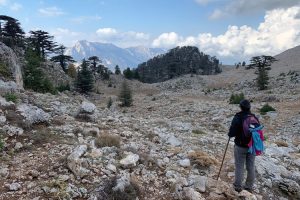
[76,59,94,93]
[115,65,121,75]
[24,49,56,94]
[28,30,57,59]
[248,55,277,90]
[119,81,133,107]
[0,15,24,47]
[123,67,133,79]
[88,56,100,76]
[51,45,75,72]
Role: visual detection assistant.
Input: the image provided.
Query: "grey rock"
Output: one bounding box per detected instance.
[0,167,9,178]
[0,115,6,125]
[80,101,96,114]
[120,153,139,168]
[17,104,51,125]
[179,159,191,167]
[113,173,131,192]
[7,182,22,191]
[14,142,23,150]
[3,125,23,136]
[67,145,90,178]
[166,135,182,146]
[189,175,207,193]
[183,187,205,200]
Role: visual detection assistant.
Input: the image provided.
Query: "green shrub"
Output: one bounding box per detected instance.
[0,62,11,79]
[192,129,206,135]
[107,97,113,109]
[119,81,133,107]
[229,93,245,104]
[4,92,18,103]
[56,83,70,92]
[260,103,276,115]
[0,135,4,151]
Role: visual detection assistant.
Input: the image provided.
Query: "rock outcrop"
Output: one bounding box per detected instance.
[0,42,23,89]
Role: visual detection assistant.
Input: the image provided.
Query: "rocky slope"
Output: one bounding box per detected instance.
[0,64,299,200]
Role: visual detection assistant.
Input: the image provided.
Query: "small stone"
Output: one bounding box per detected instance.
[7,182,22,191]
[120,153,139,168]
[58,174,70,181]
[15,142,23,150]
[166,135,182,146]
[0,167,9,178]
[179,159,191,167]
[106,164,117,173]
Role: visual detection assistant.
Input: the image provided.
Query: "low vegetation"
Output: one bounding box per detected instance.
[119,81,133,107]
[192,129,206,135]
[4,92,18,103]
[95,133,121,148]
[107,97,113,108]
[260,103,276,115]
[0,61,11,79]
[188,151,218,167]
[229,93,245,104]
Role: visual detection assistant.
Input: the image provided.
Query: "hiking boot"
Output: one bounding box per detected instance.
[234,187,242,193]
[244,187,253,193]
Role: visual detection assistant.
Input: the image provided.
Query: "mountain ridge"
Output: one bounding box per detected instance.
[66,40,167,71]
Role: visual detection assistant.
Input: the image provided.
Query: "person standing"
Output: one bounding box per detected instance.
[228,99,256,193]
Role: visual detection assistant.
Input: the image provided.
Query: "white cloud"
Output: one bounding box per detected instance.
[95,28,150,47]
[71,15,102,24]
[152,32,182,48]
[210,0,300,19]
[51,28,82,46]
[152,6,300,63]
[38,6,65,17]
[10,2,22,11]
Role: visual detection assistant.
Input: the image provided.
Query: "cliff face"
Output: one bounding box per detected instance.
[137,46,222,83]
[0,42,23,89]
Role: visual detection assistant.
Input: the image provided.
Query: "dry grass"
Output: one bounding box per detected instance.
[192,129,206,135]
[95,133,121,148]
[188,151,218,167]
[51,115,67,126]
[275,140,289,147]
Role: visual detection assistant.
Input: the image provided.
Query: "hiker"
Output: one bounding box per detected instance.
[228,99,256,193]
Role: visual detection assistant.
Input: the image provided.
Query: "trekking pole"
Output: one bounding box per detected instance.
[216,137,230,181]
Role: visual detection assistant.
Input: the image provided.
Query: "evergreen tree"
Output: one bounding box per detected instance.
[51,45,75,72]
[123,67,133,79]
[248,55,277,90]
[88,56,100,76]
[24,49,56,94]
[0,15,24,47]
[119,81,133,107]
[115,65,121,75]
[76,59,94,93]
[28,30,57,59]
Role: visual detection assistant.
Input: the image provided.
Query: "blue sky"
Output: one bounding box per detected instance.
[1,0,300,64]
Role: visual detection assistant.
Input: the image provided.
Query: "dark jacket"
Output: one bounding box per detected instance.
[228,111,252,148]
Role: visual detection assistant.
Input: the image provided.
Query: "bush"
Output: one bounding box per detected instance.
[0,135,4,151]
[119,81,133,107]
[107,97,113,109]
[4,92,18,103]
[192,129,206,135]
[95,134,120,148]
[260,103,276,115]
[188,151,218,167]
[229,93,245,104]
[56,83,70,92]
[0,61,11,79]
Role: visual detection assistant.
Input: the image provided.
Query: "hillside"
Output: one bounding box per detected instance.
[0,43,300,200]
[66,40,166,70]
[137,46,222,83]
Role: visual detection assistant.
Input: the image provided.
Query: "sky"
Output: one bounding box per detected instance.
[1,0,300,64]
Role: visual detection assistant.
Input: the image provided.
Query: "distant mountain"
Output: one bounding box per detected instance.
[137,46,222,83]
[66,40,166,70]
